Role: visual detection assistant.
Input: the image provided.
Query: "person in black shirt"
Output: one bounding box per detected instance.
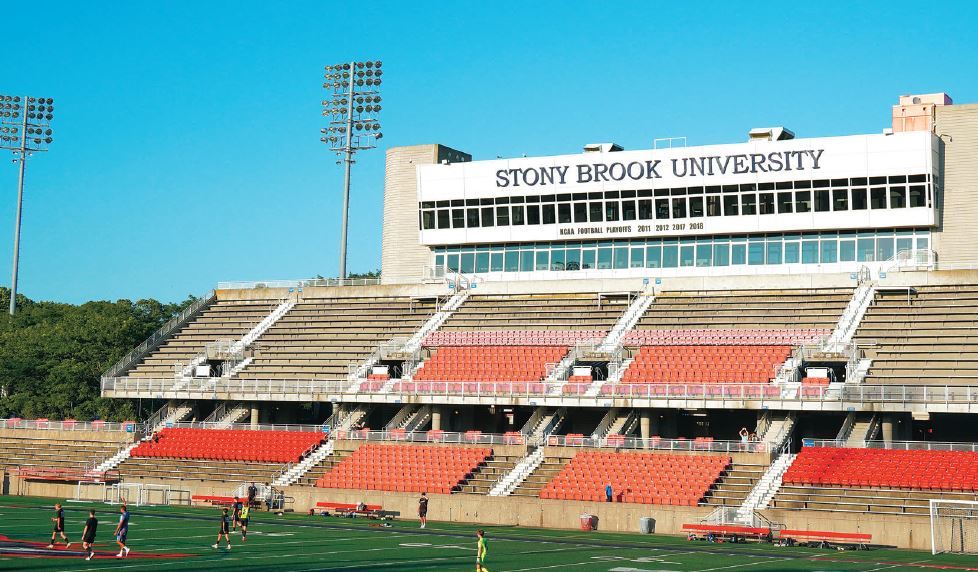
[231,498,243,530]
[81,510,98,561]
[212,508,232,550]
[418,492,429,529]
[247,482,258,507]
[48,503,71,548]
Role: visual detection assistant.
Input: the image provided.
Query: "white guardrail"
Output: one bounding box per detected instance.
[216,278,381,290]
[101,377,978,405]
[0,419,142,433]
[335,429,769,453]
[806,439,978,452]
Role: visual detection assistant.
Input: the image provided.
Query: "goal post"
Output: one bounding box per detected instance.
[930,499,978,555]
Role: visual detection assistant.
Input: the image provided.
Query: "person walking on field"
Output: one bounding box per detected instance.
[418,492,429,529]
[81,509,98,561]
[113,505,131,558]
[48,503,71,548]
[213,508,232,550]
[476,529,490,571]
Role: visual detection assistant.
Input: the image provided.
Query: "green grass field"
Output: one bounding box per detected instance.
[2,495,978,571]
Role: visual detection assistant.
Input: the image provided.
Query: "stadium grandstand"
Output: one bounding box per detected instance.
[5,91,978,554]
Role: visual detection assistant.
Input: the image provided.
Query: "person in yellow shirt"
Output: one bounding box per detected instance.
[476,529,489,571]
[239,505,250,542]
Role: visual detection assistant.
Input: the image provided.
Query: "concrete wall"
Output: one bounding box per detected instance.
[0,427,135,444]
[381,144,471,285]
[934,103,978,266]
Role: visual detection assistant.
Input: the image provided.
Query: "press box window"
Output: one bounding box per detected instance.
[706,195,721,216]
[814,190,830,212]
[452,209,465,228]
[542,204,556,224]
[512,205,525,225]
[741,194,757,215]
[437,210,450,229]
[758,193,775,215]
[557,203,572,223]
[574,203,587,223]
[589,203,603,222]
[655,199,670,219]
[689,196,704,217]
[890,187,906,208]
[723,195,739,216]
[871,188,887,209]
[851,188,867,210]
[422,211,435,230]
[496,206,510,226]
[481,207,494,227]
[795,191,811,213]
[639,199,654,220]
[605,201,620,221]
[526,205,540,225]
[672,198,687,219]
[467,208,480,227]
[777,192,793,214]
[833,189,848,211]
[622,200,637,221]
[909,185,926,207]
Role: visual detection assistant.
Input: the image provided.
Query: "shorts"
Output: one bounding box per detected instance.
[240,518,249,526]
[53,525,64,533]
[117,531,128,543]
[220,525,230,534]
[418,510,427,518]
[83,534,96,544]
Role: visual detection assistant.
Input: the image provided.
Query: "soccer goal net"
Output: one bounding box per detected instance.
[930,500,978,554]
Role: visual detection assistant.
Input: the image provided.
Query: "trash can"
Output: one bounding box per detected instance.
[639,517,655,534]
[579,514,595,531]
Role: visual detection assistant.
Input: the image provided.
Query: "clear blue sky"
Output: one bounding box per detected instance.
[2,1,976,304]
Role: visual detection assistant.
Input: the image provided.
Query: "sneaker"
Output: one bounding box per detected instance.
[66,542,72,548]
[86,552,93,561]
[212,544,218,549]
[47,544,54,549]
[123,547,130,557]
[116,552,123,558]
[227,544,232,550]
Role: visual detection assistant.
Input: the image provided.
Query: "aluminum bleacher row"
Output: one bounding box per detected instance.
[540,451,730,506]
[423,330,605,346]
[131,428,324,464]
[413,346,568,382]
[315,443,492,494]
[621,345,791,384]
[855,284,978,385]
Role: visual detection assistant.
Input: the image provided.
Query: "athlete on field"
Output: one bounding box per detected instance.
[47,503,71,548]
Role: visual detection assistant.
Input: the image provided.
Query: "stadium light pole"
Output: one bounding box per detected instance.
[321,60,383,280]
[0,94,55,315]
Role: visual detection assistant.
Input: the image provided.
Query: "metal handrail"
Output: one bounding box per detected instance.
[103,291,216,378]
[805,438,978,452]
[0,419,141,432]
[217,278,382,290]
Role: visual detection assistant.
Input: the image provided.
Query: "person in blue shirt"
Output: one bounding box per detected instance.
[113,505,130,558]
[605,483,613,502]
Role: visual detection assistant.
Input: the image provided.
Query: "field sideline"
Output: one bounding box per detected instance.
[1,495,978,571]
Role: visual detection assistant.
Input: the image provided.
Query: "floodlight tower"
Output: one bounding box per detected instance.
[0,94,55,315]
[321,60,383,280]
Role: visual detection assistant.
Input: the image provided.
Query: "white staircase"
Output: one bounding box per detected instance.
[597,293,654,352]
[144,401,195,434]
[759,412,796,450]
[840,413,880,446]
[209,403,251,428]
[176,298,296,383]
[273,440,334,487]
[526,407,567,440]
[93,441,143,474]
[336,404,372,431]
[403,406,432,432]
[545,347,584,395]
[607,410,639,437]
[825,281,876,350]
[488,448,545,496]
[401,290,470,354]
[737,452,796,515]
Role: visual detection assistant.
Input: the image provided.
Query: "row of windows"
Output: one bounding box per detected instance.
[420,175,933,230]
[432,230,930,273]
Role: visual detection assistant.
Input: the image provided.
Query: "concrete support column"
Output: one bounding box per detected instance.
[250,404,259,429]
[881,415,895,445]
[639,410,652,441]
[431,407,442,431]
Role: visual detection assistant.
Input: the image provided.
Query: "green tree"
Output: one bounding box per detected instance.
[0,288,194,421]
